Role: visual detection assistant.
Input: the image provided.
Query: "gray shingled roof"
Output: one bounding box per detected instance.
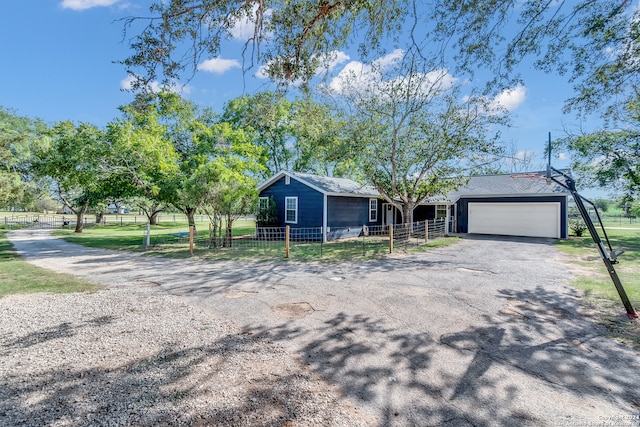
[446,170,569,201]
[288,171,379,197]
[260,170,569,202]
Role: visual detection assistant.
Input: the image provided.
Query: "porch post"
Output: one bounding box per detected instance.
[323,194,328,243]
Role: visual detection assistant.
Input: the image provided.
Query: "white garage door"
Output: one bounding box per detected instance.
[468,202,561,238]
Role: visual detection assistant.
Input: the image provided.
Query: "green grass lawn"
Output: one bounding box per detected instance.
[0,229,99,298]
[554,227,640,347]
[54,223,148,250]
[53,220,258,252]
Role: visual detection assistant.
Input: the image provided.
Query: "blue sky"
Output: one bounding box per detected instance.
[0,0,610,196]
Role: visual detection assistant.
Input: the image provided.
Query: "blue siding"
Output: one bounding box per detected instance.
[259,175,383,238]
[455,196,568,238]
[327,196,380,227]
[259,176,324,228]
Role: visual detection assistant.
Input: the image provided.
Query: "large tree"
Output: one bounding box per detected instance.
[34,122,109,232]
[562,128,640,198]
[120,91,219,227]
[121,0,407,86]
[333,49,505,224]
[220,91,348,177]
[183,156,260,247]
[104,102,181,224]
[221,91,293,177]
[121,91,264,227]
[559,105,640,199]
[289,98,355,177]
[0,106,50,210]
[121,0,638,113]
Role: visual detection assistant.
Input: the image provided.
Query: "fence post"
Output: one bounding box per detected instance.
[189,225,195,256]
[145,222,151,249]
[285,225,290,258]
[389,224,394,254]
[425,220,429,243]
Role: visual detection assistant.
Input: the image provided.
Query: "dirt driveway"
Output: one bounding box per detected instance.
[7,229,640,426]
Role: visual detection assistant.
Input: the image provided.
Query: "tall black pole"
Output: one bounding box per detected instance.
[547,136,637,318]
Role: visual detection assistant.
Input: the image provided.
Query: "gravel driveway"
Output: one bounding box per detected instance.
[4,229,640,426]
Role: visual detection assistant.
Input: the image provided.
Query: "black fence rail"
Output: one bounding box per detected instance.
[2,215,79,229]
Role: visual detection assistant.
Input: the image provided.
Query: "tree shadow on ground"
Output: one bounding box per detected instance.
[0,325,368,427]
[242,285,640,426]
[1,316,115,351]
[488,285,640,405]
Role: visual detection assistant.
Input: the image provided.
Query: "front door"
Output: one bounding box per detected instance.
[382,203,395,226]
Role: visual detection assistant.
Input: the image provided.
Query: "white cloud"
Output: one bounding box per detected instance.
[558,152,568,161]
[323,51,350,73]
[254,64,270,80]
[326,49,457,98]
[372,49,404,69]
[229,5,272,40]
[229,16,256,40]
[328,49,403,92]
[119,75,136,90]
[197,57,241,74]
[119,75,191,95]
[467,84,527,116]
[60,0,120,10]
[490,85,527,112]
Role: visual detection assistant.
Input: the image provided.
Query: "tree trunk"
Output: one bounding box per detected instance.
[225,215,234,247]
[402,203,415,225]
[149,211,159,225]
[184,207,196,228]
[74,203,88,233]
[209,220,218,248]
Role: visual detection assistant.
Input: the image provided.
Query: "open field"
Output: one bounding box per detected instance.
[586,204,639,228]
[1,211,242,228]
[554,227,640,347]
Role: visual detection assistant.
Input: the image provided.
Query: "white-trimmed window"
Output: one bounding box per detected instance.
[369,199,378,222]
[285,197,298,223]
[436,204,447,219]
[258,197,269,211]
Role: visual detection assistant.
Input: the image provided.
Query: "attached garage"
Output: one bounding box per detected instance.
[467,201,561,238]
[447,172,571,239]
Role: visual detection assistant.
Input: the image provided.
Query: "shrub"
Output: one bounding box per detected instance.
[569,218,588,237]
[256,196,278,226]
